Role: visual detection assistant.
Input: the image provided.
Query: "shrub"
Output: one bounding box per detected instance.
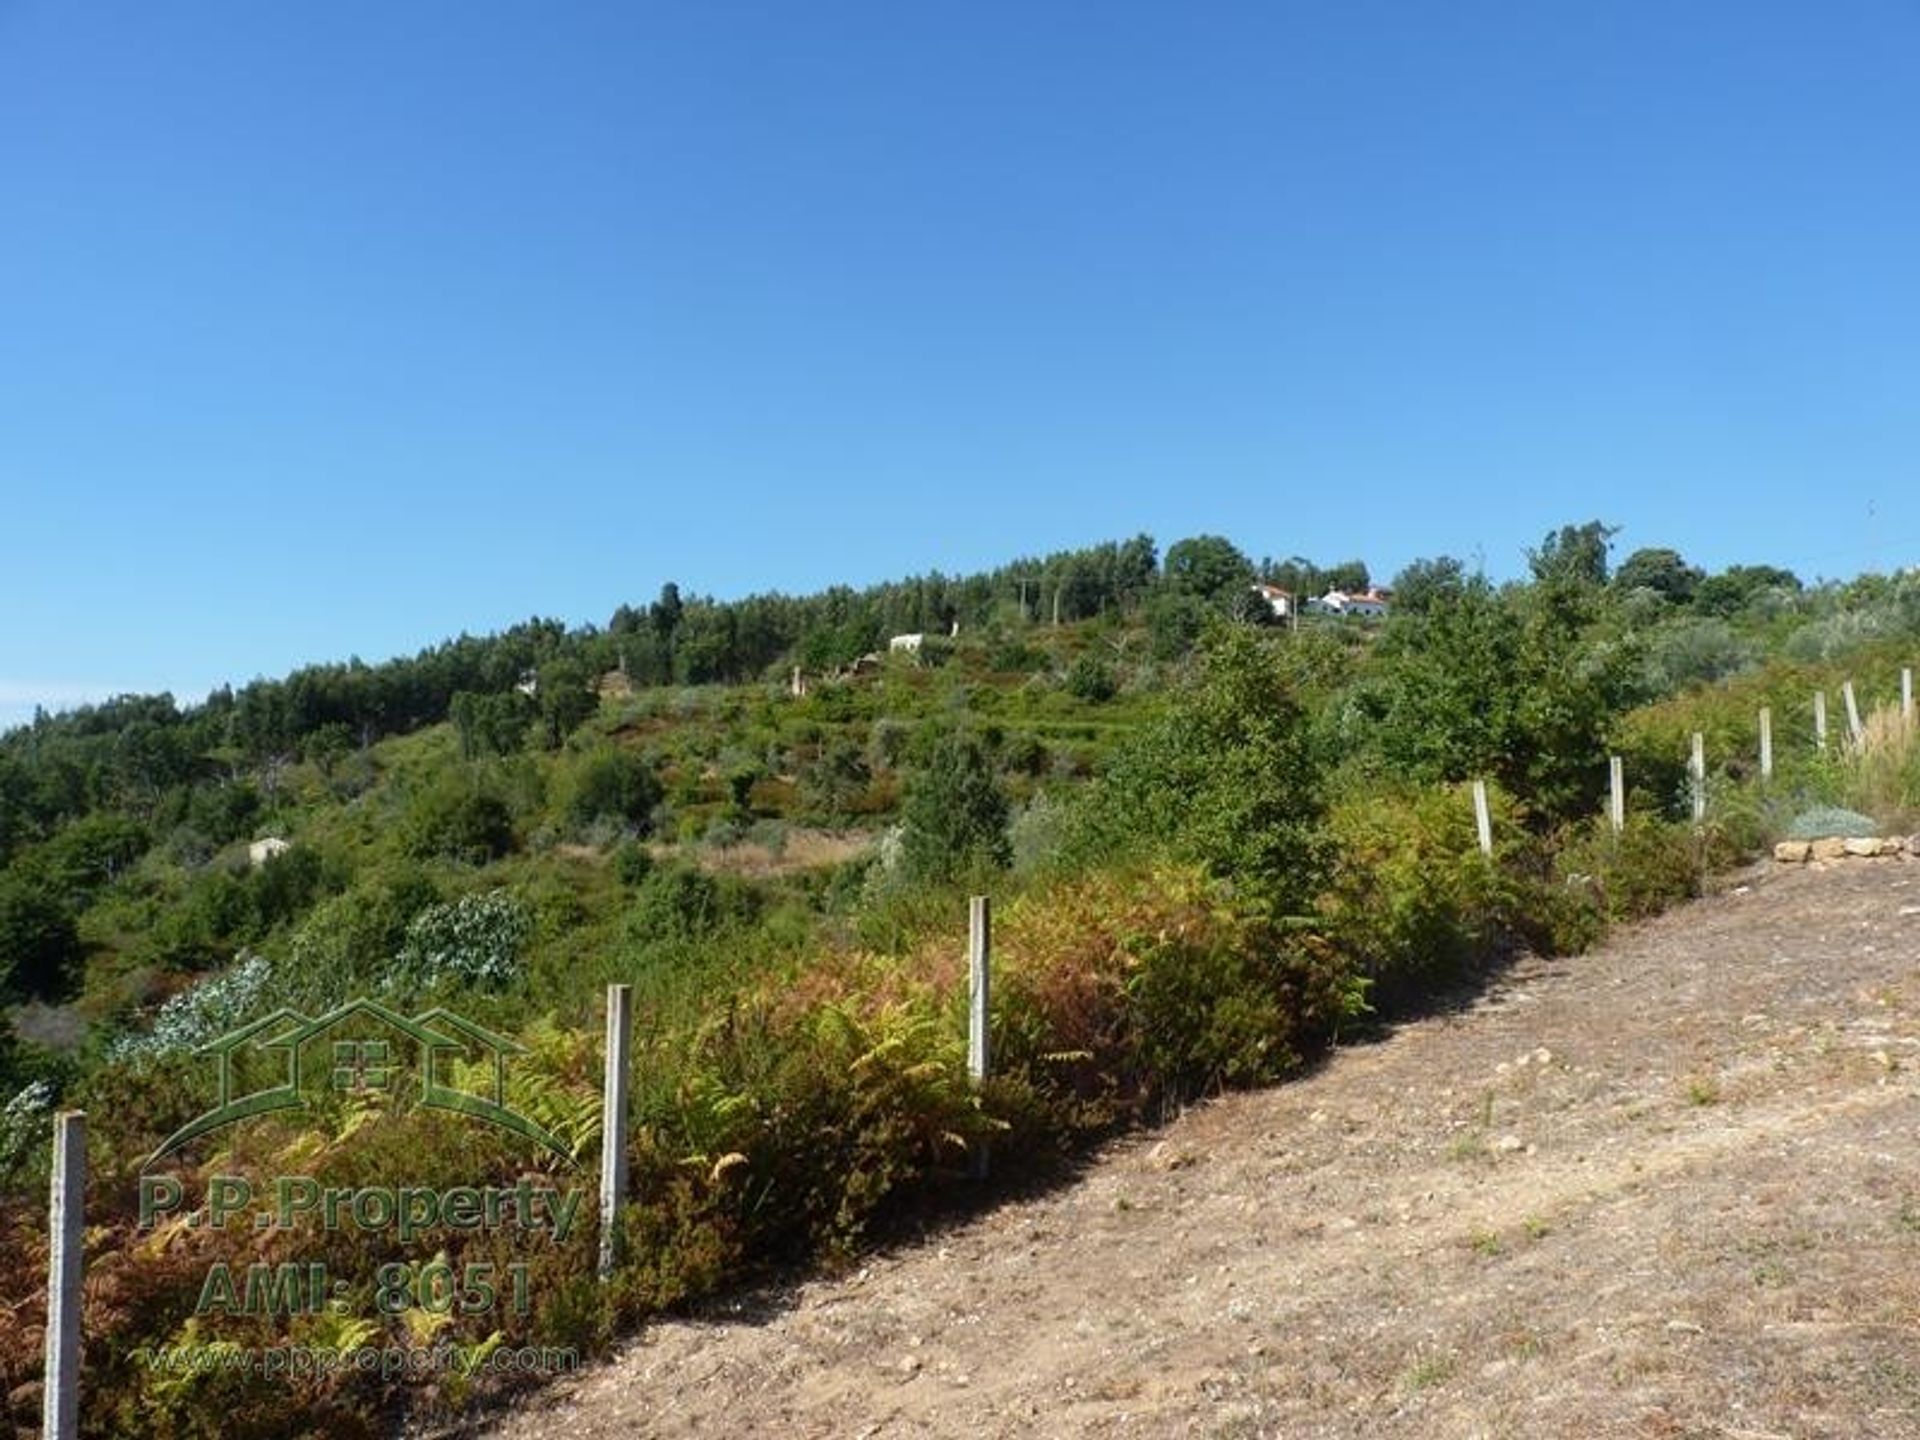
[896,731,1010,886]
[402,782,516,863]
[1064,652,1118,703]
[626,864,758,946]
[0,878,82,1001]
[1319,783,1525,1011]
[564,748,663,834]
[1081,626,1326,916]
[390,889,533,992]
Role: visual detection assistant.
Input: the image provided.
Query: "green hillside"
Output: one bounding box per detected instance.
[5,523,1920,1436]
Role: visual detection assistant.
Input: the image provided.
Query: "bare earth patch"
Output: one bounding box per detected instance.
[478,860,1920,1439]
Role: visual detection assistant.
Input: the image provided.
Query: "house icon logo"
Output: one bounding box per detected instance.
[147,997,576,1168]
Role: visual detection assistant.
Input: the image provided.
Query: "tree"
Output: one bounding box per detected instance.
[1367,576,1636,822]
[898,731,1011,885]
[1322,559,1371,594]
[536,659,598,748]
[1612,547,1702,605]
[1163,535,1254,602]
[1694,564,1802,617]
[565,748,662,832]
[0,879,81,1001]
[1388,556,1467,615]
[1527,520,1617,588]
[1092,626,1328,915]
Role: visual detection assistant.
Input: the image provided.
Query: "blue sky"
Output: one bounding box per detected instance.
[2,2,1917,726]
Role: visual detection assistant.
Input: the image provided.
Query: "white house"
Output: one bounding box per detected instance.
[1312,588,1391,619]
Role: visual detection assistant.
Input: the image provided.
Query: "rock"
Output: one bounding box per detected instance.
[1774,841,1812,863]
[1493,1134,1524,1154]
[1880,837,1906,856]
[1844,837,1883,857]
[1811,837,1849,861]
[1908,834,1920,856]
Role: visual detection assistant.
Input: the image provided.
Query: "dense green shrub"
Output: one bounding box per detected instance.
[564,747,663,833]
[897,731,1010,886]
[0,878,82,1000]
[1081,626,1326,916]
[1319,783,1525,1011]
[402,781,516,863]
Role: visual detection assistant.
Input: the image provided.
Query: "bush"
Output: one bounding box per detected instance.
[564,748,663,834]
[0,878,82,1001]
[626,864,759,946]
[1082,626,1326,916]
[1064,653,1118,703]
[402,782,516,863]
[391,889,533,991]
[1319,784,1525,1011]
[896,731,1010,886]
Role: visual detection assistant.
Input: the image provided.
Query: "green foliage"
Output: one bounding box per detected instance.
[1320,784,1524,1011]
[1064,652,1118,703]
[1366,576,1635,823]
[564,747,662,833]
[1613,546,1702,604]
[449,689,534,758]
[1162,534,1253,601]
[897,731,1011,887]
[625,864,759,946]
[1784,804,1878,839]
[0,878,82,1000]
[1387,555,1467,615]
[402,780,517,863]
[1526,519,1616,587]
[1088,626,1327,916]
[536,658,599,747]
[612,840,654,886]
[391,889,533,991]
[796,738,871,823]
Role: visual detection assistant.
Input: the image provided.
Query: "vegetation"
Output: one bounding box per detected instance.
[5,523,1920,1435]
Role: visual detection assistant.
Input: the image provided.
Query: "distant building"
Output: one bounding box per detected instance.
[1311,588,1391,619]
[248,837,291,868]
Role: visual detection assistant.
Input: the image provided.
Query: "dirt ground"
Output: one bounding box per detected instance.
[478,859,1920,1439]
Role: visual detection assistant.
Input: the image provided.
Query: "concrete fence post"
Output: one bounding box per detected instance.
[1471,780,1493,856]
[1690,732,1707,823]
[1759,706,1773,781]
[598,985,632,1281]
[1608,756,1624,833]
[44,1110,84,1440]
[967,896,992,1179]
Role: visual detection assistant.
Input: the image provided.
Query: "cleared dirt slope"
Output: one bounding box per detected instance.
[481,859,1920,1439]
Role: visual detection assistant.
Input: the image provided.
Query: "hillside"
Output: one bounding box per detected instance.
[480,858,1920,1439]
[9,527,1920,1436]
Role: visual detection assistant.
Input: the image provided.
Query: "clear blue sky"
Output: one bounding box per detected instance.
[3,2,1916,726]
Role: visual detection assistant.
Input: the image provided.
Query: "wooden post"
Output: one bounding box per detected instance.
[1471,780,1493,856]
[598,985,631,1281]
[1904,668,1913,722]
[1608,756,1624,832]
[1843,680,1863,746]
[1759,706,1773,781]
[967,896,992,1179]
[1815,691,1828,752]
[1689,732,1706,822]
[44,1111,84,1440]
